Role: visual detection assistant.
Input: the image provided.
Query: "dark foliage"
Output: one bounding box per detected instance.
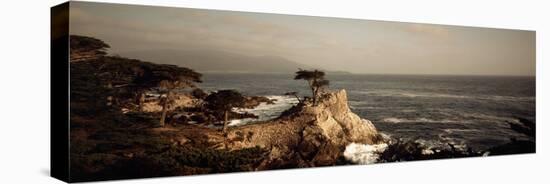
[204,90,247,111]
[205,90,247,132]
[94,56,202,91]
[70,35,110,53]
[71,145,268,182]
[191,88,208,99]
[70,59,113,115]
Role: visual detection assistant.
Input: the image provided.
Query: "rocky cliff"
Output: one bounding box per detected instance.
[226,89,381,168]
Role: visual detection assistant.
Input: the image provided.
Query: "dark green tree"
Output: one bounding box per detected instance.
[155,68,202,127]
[99,58,202,126]
[294,69,329,106]
[204,90,246,133]
[69,35,203,126]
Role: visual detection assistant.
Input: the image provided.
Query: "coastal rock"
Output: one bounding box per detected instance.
[306,90,380,144]
[242,96,277,108]
[227,89,380,168]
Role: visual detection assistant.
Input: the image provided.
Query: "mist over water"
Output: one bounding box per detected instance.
[199,73,535,151]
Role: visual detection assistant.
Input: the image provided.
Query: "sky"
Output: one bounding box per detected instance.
[70,1,536,76]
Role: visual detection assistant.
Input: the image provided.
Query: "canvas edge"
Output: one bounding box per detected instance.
[51,1,71,183]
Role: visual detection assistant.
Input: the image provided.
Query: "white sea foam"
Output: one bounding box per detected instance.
[442,128,480,134]
[381,117,459,123]
[414,138,468,152]
[381,112,523,126]
[461,113,520,124]
[228,95,298,126]
[343,143,388,164]
[353,90,533,102]
[227,119,248,126]
[421,149,435,155]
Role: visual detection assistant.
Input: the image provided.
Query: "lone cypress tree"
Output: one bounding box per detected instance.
[294,69,329,106]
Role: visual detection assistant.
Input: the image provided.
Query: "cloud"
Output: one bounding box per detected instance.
[69,1,535,76]
[70,4,330,57]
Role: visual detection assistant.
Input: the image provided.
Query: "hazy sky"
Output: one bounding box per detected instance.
[70,2,535,76]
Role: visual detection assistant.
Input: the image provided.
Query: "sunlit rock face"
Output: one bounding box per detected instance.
[308,89,380,145]
[226,89,381,168]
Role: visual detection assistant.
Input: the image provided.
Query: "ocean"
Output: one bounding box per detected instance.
[198,73,536,151]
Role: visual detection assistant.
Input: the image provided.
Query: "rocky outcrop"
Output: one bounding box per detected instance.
[308,90,380,144]
[226,89,381,168]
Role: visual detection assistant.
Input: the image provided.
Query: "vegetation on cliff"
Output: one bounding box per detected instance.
[69,35,272,181]
[70,35,110,62]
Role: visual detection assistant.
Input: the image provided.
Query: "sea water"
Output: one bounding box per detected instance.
[199,73,535,151]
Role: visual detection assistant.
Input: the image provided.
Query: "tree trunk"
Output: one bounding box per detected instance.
[311,86,317,106]
[312,86,320,106]
[307,79,316,105]
[159,98,168,127]
[223,110,229,149]
[311,78,318,106]
[137,92,145,112]
[222,110,229,133]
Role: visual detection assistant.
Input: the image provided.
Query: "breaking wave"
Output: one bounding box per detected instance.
[381,117,459,123]
[343,143,388,164]
[461,113,520,124]
[229,95,298,126]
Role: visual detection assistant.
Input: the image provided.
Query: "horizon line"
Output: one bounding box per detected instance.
[199,70,536,77]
